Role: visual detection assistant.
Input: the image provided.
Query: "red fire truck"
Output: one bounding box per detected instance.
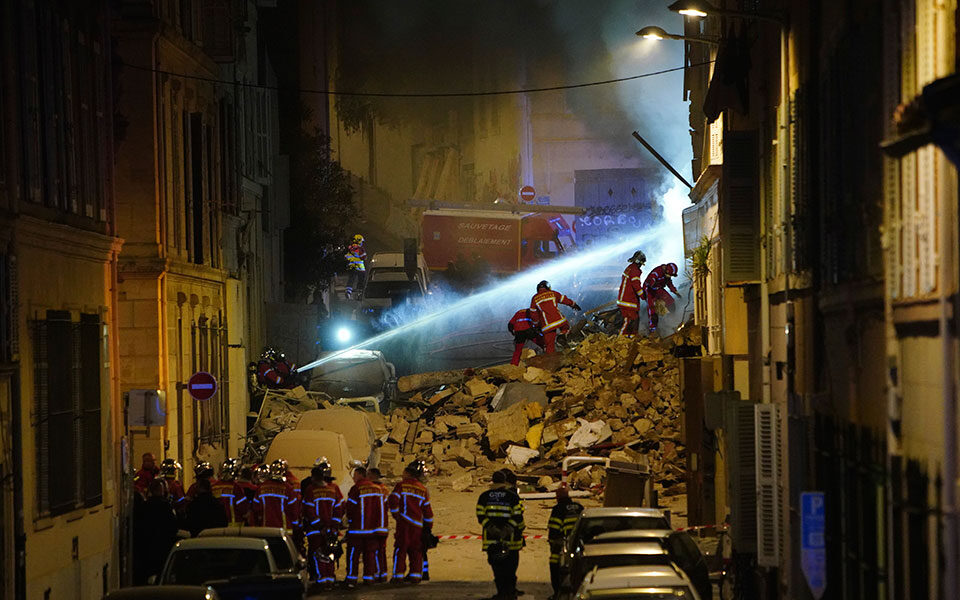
[421,209,575,273]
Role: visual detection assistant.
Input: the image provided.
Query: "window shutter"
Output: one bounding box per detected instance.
[723,397,757,553]
[44,310,76,515]
[721,130,760,283]
[201,0,235,62]
[80,313,102,506]
[755,403,781,567]
[32,319,50,515]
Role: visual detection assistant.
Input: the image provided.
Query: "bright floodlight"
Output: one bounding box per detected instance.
[636,26,667,40]
[336,327,352,343]
[668,0,714,17]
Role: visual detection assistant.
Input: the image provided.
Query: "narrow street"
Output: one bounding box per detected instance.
[311,581,552,600]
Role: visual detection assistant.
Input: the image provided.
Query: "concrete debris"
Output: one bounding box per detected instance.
[567,419,613,450]
[505,445,540,467]
[390,333,688,496]
[450,471,473,492]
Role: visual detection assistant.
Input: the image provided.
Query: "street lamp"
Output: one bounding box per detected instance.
[636,25,719,45]
[667,0,786,26]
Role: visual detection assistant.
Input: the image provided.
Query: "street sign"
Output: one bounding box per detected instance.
[519,185,536,202]
[801,491,826,599]
[536,195,551,205]
[187,371,218,401]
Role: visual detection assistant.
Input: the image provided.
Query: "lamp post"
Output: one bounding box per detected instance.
[635,25,719,46]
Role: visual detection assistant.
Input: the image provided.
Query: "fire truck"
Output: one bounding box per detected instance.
[420,208,576,273]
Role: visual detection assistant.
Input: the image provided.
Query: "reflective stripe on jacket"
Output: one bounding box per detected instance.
[388,478,434,528]
[547,500,583,564]
[346,478,388,535]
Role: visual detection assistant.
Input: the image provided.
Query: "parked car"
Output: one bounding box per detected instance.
[576,530,711,600]
[153,537,305,600]
[566,508,671,554]
[565,541,672,596]
[574,565,703,600]
[103,586,219,600]
[198,526,308,586]
[264,429,355,497]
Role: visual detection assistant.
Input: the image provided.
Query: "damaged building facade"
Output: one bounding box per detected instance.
[680,0,958,598]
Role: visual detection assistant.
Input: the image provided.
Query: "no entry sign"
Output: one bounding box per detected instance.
[187,371,218,401]
[519,185,536,202]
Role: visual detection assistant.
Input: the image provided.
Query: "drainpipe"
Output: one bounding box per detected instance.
[940,156,958,600]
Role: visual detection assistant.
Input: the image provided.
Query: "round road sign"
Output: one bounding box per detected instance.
[519,185,536,202]
[187,371,218,401]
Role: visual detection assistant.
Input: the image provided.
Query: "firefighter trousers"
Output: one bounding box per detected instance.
[346,535,380,583]
[306,528,336,583]
[392,520,424,580]
[488,549,520,598]
[375,534,388,582]
[619,307,640,337]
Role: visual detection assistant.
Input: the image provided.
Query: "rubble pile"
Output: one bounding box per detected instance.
[383,332,691,498]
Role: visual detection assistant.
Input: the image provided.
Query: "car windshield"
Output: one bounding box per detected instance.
[578,517,671,543]
[263,537,293,570]
[584,588,695,599]
[363,280,424,300]
[163,548,270,585]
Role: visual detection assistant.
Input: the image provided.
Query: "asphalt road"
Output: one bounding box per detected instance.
[309,580,553,599]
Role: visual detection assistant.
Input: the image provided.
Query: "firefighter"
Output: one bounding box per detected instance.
[274,352,297,389]
[530,281,581,354]
[388,460,434,584]
[507,307,544,366]
[547,484,583,599]
[617,250,646,337]
[344,465,388,587]
[642,262,681,334]
[476,470,525,600]
[158,458,187,517]
[186,461,215,502]
[133,452,158,499]
[345,234,367,299]
[210,458,247,524]
[368,467,391,583]
[256,348,284,389]
[302,458,344,587]
[252,460,300,533]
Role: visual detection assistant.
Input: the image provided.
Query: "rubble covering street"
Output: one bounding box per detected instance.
[384,330,697,500]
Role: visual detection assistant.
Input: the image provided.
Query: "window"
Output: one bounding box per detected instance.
[192,315,227,444]
[0,253,16,363]
[32,311,103,516]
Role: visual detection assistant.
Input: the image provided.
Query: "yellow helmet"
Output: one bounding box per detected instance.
[352,234,364,244]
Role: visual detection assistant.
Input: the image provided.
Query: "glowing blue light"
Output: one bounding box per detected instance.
[336,327,352,343]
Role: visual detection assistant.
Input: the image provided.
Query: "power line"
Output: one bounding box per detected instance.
[114,59,713,98]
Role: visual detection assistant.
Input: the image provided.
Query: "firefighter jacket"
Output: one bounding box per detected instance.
[163,477,187,513]
[210,479,248,523]
[372,480,391,535]
[345,243,366,271]
[133,468,157,497]
[547,500,583,564]
[345,477,388,536]
[643,265,679,296]
[256,360,282,387]
[303,480,344,529]
[476,483,525,551]
[617,263,645,308]
[253,479,300,531]
[388,477,434,529]
[530,290,576,333]
[507,309,540,334]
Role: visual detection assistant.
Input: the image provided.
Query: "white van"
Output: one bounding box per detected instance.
[357,252,430,322]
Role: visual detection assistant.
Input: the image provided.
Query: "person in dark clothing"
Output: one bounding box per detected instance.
[547,485,583,599]
[133,479,180,584]
[476,470,525,600]
[184,477,228,537]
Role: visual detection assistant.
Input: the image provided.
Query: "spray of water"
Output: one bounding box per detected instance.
[297,205,691,374]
